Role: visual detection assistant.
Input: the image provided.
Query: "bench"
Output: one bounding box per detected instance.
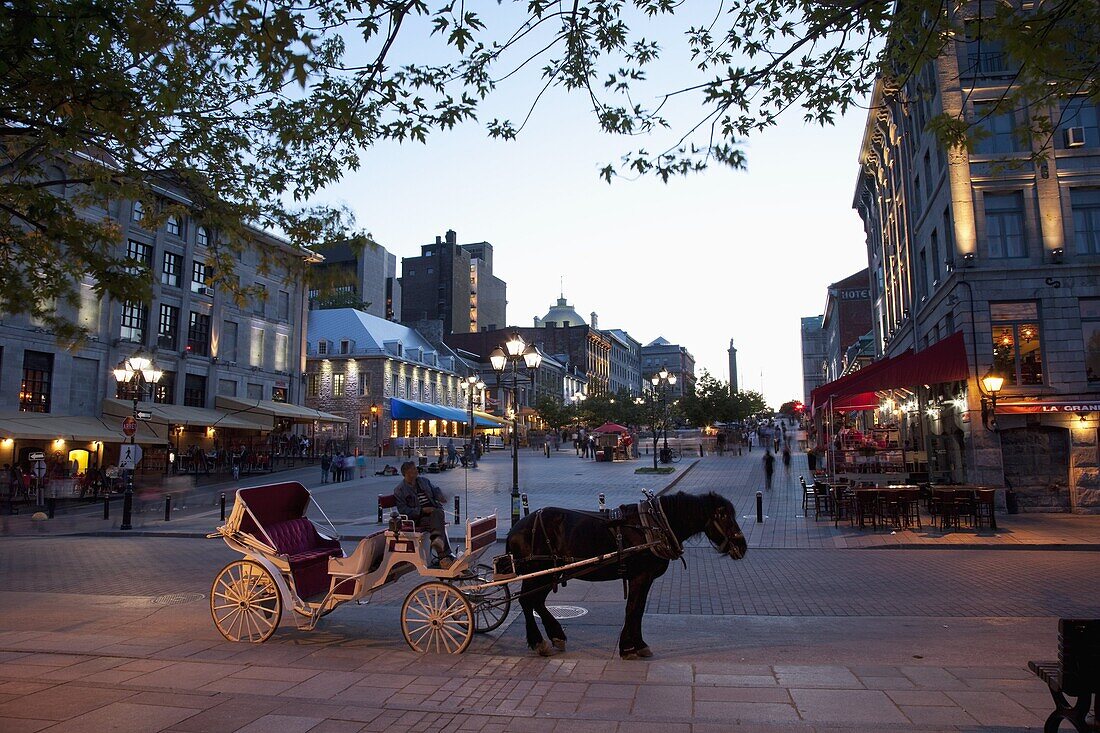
[1028,619,1100,733]
[266,517,343,599]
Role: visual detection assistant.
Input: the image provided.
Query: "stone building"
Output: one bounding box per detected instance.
[851,14,1100,511]
[801,315,827,407]
[821,269,874,382]
[399,230,506,334]
[604,327,642,396]
[0,171,322,472]
[303,308,471,454]
[640,338,696,399]
[309,238,401,321]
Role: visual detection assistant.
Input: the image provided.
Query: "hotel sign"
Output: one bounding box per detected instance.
[997,401,1100,414]
[840,288,870,300]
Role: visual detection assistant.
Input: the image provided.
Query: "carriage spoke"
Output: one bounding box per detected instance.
[211,561,281,644]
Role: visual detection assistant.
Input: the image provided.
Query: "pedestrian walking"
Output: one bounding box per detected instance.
[782,445,791,471]
[320,453,331,484]
[763,450,775,490]
[446,439,458,467]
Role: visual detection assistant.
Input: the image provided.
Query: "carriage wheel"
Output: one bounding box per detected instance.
[453,564,512,633]
[401,582,474,654]
[210,560,282,643]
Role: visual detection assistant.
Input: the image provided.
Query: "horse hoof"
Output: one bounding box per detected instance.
[552,638,566,651]
[536,641,554,657]
[636,646,653,658]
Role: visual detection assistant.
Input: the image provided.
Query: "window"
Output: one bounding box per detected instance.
[1058,98,1100,150]
[340,339,351,355]
[984,192,1027,258]
[917,249,928,298]
[157,304,179,350]
[161,251,181,287]
[250,327,264,367]
[218,379,237,397]
[332,372,346,396]
[973,104,1021,155]
[191,260,209,293]
[930,230,942,283]
[274,333,288,371]
[125,240,152,273]
[247,383,263,400]
[964,23,1008,74]
[991,302,1043,386]
[405,376,412,399]
[426,267,434,274]
[943,209,955,268]
[272,386,287,403]
[19,350,52,413]
[306,373,320,397]
[1082,299,1100,384]
[912,176,922,220]
[317,340,328,356]
[78,282,99,330]
[277,291,290,320]
[184,374,206,407]
[187,312,210,356]
[359,372,370,396]
[196,227,208,247]
[252,284,265,316]
[923,151,933,199]
[359,413,371,437]
[154,370,174,404]
[166,215,181,237]
[120,301,147,343]
[1071,188,1100,255]
[222,320,238,362]
[131,200,144,222]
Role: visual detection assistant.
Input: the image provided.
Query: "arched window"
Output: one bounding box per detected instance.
[166,215,181,237]
[196,226,208,247]
[131,200,144,222]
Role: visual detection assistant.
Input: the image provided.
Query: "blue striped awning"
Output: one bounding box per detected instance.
[389,398,468,423]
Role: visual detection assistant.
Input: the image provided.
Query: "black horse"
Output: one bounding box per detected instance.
[505,491,748,659]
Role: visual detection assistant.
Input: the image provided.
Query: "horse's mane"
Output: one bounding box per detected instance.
[659,491,732,540]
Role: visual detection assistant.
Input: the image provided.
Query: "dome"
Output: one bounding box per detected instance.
[537,296,586,328]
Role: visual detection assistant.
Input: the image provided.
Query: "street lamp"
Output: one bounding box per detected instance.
[651,367,677,464]
[465,374,485,467]
[490,333,542,526]
[979,366,1005,431]
[111,351,162,530]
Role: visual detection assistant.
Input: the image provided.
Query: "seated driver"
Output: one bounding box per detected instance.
[393,461,454,568]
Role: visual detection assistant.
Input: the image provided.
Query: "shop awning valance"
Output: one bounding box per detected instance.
[389,398,468,423]
[811,332,970,411]
[0,412,168,444]
[102,399,264,431]
[215,396,348,424]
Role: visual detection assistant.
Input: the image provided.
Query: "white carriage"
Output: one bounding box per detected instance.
[208,482,510,654]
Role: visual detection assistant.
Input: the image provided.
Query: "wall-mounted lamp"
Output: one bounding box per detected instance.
[1050,248,1064,264]
[979,366,1005,431]
[962,252,976,268]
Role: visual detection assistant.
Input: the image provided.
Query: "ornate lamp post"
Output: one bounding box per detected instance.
[979,366,1005,431]
[465,374,485,466]
[490,333,542,526]
[652,366,677,464]
[111,352,162,530]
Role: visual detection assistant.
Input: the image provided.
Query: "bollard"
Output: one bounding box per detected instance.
[103,495,110,520]
[164,494,172,522]
[598,492,606,511]
[220,492,226,521]
[454,495,460,525]
[699,444,704,457]
[756,491,763,523]
[47,497,56,519]
[521,493,530,517]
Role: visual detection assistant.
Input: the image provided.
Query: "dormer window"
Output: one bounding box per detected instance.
[317,340,328,356]
[340,339,352,355]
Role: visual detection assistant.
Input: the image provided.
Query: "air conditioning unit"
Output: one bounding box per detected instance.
[196,286,210,295]
[1065,126,1086,148]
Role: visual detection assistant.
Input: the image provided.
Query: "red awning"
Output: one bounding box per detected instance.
[811,332,970,411]
[832,392,879,411]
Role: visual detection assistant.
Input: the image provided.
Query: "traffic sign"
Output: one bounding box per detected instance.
[32,460,46,479]
[122,416,137,437]
[136,410,152,421]
[119,444,143,469]
[28,451,45,461]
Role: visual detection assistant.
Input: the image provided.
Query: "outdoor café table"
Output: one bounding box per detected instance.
[849,486,921,529]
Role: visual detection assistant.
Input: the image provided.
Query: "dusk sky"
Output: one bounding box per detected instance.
[316,12,873,408]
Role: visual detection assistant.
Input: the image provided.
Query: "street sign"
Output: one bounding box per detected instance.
[136,410,152,421]
[119,444,143,470]
[28,451,45,461]
[32,460,46,479]
[122,416,137,437]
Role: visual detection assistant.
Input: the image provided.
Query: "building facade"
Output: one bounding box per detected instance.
[399,230,506,334]
[1,174,313,474]
[853,13,1100,511]
[640,338,696,399]
[303,309,468,454]
[309,238,401,321]
[604,328,642,396]
[821,269,874,382]
[800,316,827,407]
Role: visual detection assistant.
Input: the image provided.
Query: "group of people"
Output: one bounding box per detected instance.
[443,438,481,469]
[319,452,365,483]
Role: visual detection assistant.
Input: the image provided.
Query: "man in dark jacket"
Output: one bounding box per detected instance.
[393,461,453,567]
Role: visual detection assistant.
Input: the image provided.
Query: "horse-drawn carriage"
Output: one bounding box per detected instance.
[209,481,748,657]
[208,482,510,653]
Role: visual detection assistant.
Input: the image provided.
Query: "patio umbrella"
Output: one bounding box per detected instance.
[593,422,629,434]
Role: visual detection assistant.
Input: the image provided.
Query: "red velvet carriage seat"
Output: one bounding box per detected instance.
[234,483,343,599]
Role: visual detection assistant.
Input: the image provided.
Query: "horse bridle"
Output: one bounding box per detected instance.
[707,506,745,556]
